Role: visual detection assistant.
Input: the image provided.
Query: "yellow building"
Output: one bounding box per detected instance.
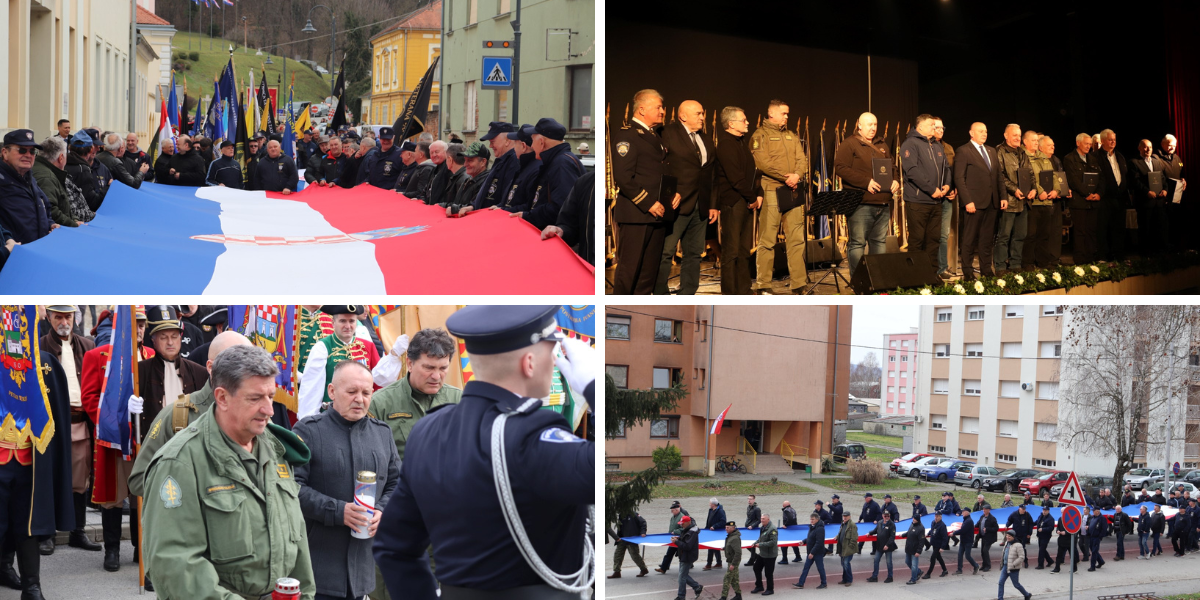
[367,0,441,132]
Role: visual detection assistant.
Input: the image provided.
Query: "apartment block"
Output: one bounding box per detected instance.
[881,328,918,415]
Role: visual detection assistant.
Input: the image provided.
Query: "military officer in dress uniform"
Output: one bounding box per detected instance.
[374,305,595,600]
[143,345,316,599]
[611,89,678,295]
[297,305,382,418]
[367,328,463,461]
[360,127,404,190]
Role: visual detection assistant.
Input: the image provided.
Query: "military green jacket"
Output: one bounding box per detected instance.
[755,520,779,558]
[143,411,316,600]
[129,382,216,497]
[366,375,461,461]
[724,529,743,565]
[1028,149,1058,207]
[750,121,808,193]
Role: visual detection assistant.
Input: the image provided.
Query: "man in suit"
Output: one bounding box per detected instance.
[1064,133,1106,264]
[611,89,680,294]
[1095,129,1129,261]
[953,122,1005,280]
[1129,139,1169,255]
[656,100,717,295]
[1156,134,1189,250]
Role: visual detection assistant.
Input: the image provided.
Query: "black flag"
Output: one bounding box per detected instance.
[327,66,347,135]
[236,89,251,186]
[257,76,276,135]
[393,57,440,141]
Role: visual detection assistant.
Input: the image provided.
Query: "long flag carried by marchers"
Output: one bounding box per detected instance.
[392,57,440,141]
[95,306,137,458]
[227,306,301,413]
[0,305,55,455]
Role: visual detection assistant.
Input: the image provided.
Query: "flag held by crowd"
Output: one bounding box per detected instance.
[95,305,138,458]
[392,57,440,141]
[0,305,55,454]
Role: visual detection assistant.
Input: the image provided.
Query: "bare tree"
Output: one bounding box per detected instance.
[1057,305,1198,489]
[849,351,881,398]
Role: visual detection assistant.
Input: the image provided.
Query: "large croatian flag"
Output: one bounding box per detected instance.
[0,181,595,294]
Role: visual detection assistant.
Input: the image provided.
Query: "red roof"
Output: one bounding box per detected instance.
[137,5,171,26]
[372,0,441,40]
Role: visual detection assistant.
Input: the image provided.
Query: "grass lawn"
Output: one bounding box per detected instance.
[170,32,335,106]
[1166,594,1200,600]
[606,471,708,483]
[846,431,906,448]
[653,480,815,499]
[863,445,905,462]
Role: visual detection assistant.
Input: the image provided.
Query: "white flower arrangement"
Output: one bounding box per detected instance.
[954,284,966,294]
[1090,265,1100,273]
[1036,273,1046,283]
[1014,274,1024,285]
[920,288,932,295]
[996,279,1006,288]
[1052,272,1062,283]
[1074,266,1085,276]
[974,281,985,293]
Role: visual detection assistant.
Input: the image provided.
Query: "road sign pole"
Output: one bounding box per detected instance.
[511,0,521,124]
[1069,531,1075,600]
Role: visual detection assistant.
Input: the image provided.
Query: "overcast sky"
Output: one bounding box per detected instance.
[849,306,921,365]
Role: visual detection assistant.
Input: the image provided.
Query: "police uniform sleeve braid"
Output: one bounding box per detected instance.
[144,457,244,600]
[373,467,438,600]
[292,420,346,527]
[297,343,328,418]
[611,131,650,212]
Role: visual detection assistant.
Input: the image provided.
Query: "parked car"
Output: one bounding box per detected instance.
[1020,471,1070,496]
[1181,469,1200,485]
[956,464,1000,488]
[1080,475,1114,500]
[832,443,867,463]
[982,469,1042,493]
[891,452,932,473]
[1146,480,1198,495]
[921,459,973,483]
[901,455,944,478]
[1123,468,1167,490]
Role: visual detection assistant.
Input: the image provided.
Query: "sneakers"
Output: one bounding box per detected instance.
[792,583,804,589]
[816,583,827,589]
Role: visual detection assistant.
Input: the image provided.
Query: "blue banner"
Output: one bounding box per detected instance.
[96,305,136,457]
[228,306,300,412]
[0,305,54,453]
[556,305,595,345]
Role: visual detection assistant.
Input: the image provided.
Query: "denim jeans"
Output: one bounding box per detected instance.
[998,566,1029,599]
[677,560,699,597]
[1139,532,1150,556]
[957,543,978,571]
[994,209,1028,271]
[938,197,953,274]
[872,550,893,579]
[799,554,826,586]
[1116,532,1125,559]
[1153,532,1163,555]
[841,555,854,582]
[846,203,890,276]
[904,553,921,582]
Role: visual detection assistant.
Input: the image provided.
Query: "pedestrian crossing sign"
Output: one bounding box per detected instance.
[1058,471,1086,506]
[482,56,513,90]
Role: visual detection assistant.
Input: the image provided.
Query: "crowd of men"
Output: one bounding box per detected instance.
[2,304,596,600]
[609,89,1190,294]
[613,486,1200,600]
[0,115,596,272]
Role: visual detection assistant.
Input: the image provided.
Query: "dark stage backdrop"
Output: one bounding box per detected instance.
[607,18,919,160]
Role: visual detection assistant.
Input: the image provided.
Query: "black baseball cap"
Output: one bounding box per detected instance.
[4,129,38,147]
[220,140,235,149]
[480,121,516,141]
[378,127,395,140]
[506,124,535,145]
[400,141,418,153]
[534,117,566,141]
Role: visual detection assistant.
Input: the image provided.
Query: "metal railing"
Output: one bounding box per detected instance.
[738,437,757,473]
[779,441,796,468]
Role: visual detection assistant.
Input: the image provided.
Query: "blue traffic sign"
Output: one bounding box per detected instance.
[1061,505,1082,534]
[481,56,513,90]
[1174,462,1181,475]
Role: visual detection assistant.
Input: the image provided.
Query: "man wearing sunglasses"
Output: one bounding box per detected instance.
[0,129,58,245]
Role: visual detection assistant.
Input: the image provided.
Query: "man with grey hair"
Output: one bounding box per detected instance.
[1130,138,1169,254]
[612,89,673,294]
[402,141,437,199]
[657,100,716,295]
[367,328,463,461]
[95,131,148,189]
[32,136,83,228]
[994,123,1032,275]
[0,129,57,245]
[1064,132,1104,263]
[713,105,761,294]
[418,139,452,204]
[251,139,299,194]
[1095,128,1128,261]
[441,142,470,206]
[1155,134,1186,248]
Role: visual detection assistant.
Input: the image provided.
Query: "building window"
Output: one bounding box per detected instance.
[935,344,950,357]
[999,380,1020,398]
[936,308,952,322]
[998,419,1018,437]
[890,341,897,348]
[931,415,946,429]
[499,0,511,13]
[1034,458,1057,468]
[469,0,479,24]
[965,343,983,357]
[903,340,911,348]
[964,380,982,395]
[1042,305,1064,316]
[1037,382,1059,400]
[653,367,683,389]
[654,319,683,343]
[464,80,477,131]
[889,355,896,362]
[700,320,708,342]
[1005,305,1024,318]
[888,386,896,393]
[967,306,985,321]
[1035,422,1057,442]
[900,386,908,394]
[568,65,592,130]
[605,365,628,388]
[650,416,680,439]
[1040,342,1061,358]
[606,462,621,471]
[961,417,980,433]
[606,314,630,340]
[888,371,895,378]
[933,379,949,394]
[929,445,946,453]
[1001,342,1022,358]
[899,402,906,409]
[900,371,908,379]
[887,401,895,408]
[901,355,909,362]
[1189,352,1199,367]
[962,449,978,457]
[998,453,1017,463]
[612,420,626,438]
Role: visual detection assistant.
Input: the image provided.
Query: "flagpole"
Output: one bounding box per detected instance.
[703,307,716,476]
[130,308,144,595]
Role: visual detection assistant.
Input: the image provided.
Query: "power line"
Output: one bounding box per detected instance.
[607,308,1065,362]
[243,7,426,53]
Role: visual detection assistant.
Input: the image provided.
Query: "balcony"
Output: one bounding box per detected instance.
[1187,443,1199,458]
[1188,404,1200,421]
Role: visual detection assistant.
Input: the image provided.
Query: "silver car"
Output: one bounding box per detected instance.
[902,456,942,478]
[1124,468,1167,490]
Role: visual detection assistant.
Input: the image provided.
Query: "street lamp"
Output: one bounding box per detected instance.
[301,5,337,101]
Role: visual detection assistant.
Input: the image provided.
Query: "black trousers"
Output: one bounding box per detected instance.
[1024,204,1054,269]
[719,201,754,295]
[905,202,942,268]
[925,547,946,574]
[959,206,997,278]
[659,546,677,570]
[0,462,34,543]
[706,548,723,566]
[1096,198,1126,260]
[656,209,706,295]
[979,541,993,569]
[1055,538,1079,569]
[1037,536,1053,567]
[752,557,775,590]
[613,223,666,294]
[1071,207,1099,264]
[1139,204,1169,254]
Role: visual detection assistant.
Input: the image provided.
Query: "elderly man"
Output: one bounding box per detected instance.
[497,125,544,215]
[711,106,762,294]
[295,361,400,600]
[367,328,462,461]
[298,306,382,418]
[656,501,690,573]
[136,306,210,456]
[96,132,149,189]
[123,132,153,182]
[205,141,244,188]
[392,141,419,191]
[440,143,470,206]
[1064,132,1105,263]
[836,112,900,277]
[64,132,107,212]
[401,141,437,198]
[994,124,1032,275]
[37,305,101,556]
[751,99,809,294]
[31,136,83,228]
[153,137,175,182]
[418,140,453,204]
[541,171,595,263]
[933,118,959,279]
[1095,129,1129,261]
[143,345,316,599]
[612,90,672,294]
[313,136,350,187]
[1130,139,1169,254]
[701,498,727,571]
[1156,134,1188,249]
[358,126,402,190]
[339,137,374,187]
[901,114,953,273]
[954,122,1004,279]
[304,135,330,184]
[1027,135,1062,269]
[655,100,717,295]
[0,129,56,244]
[250,140,299,193]
[518,118,586,231]
[446,142,491,215]
[470,122,519,210]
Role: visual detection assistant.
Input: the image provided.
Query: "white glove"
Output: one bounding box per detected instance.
[554,338,595,394]
[128,394,144,415]
[390,334,410,358]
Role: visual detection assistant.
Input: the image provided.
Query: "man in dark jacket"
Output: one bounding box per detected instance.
[953,508,979,574]
[924,512,949,578]
[655,104,713,295]
[0,129,56,244]
[123,132,153,182]
[522,118,585,232]
[793,512,827,589]
[712,106,762,294]
[420,141,453,205]
[866,511,895,582]
[859,492,882,556]
[993,124,1033,275]
[703,499,727,570]
[1150,504,1166,556]
[154,138,175,183]
[441,144,471,207]
[205,141,243,188]
[498,126,543,216]
[912,495,929,521]
[900,114,952,270]
[835,112,899,276]
[32,138,79,228]
[402,141,437,198]
[1006,504,1035,567]
[1051,509,1079,573]
[293,362,401,600]
[1095,128,1130,260]
[313,137,350,188]
[166,136,208,186]
[609,512,648,578]
[1087,506,1109,570]
[979,506,999,571]
[360,127,403,190]
[95,132,148,189]
[393,141,419,191]
[778,501,799,564]
[303,135,328,183]
[1064,133,1106,263]
[470,122,519,210]
[722,521,743,599]
[447,143,492,215]
[252,140,299,193]
[1111,504,1133,561]
[65,133,106,212]
[655,501,689,573]
[825,494,844,553]
[744,495,762,566]
[881,494,901,522]
[904,516,926,584]
[1034,509,1055,568]
[672,515,703,599]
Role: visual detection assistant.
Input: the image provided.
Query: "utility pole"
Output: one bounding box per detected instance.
[510,0,522,124]
[1166,343,1177,490]
[242,16,248,53]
